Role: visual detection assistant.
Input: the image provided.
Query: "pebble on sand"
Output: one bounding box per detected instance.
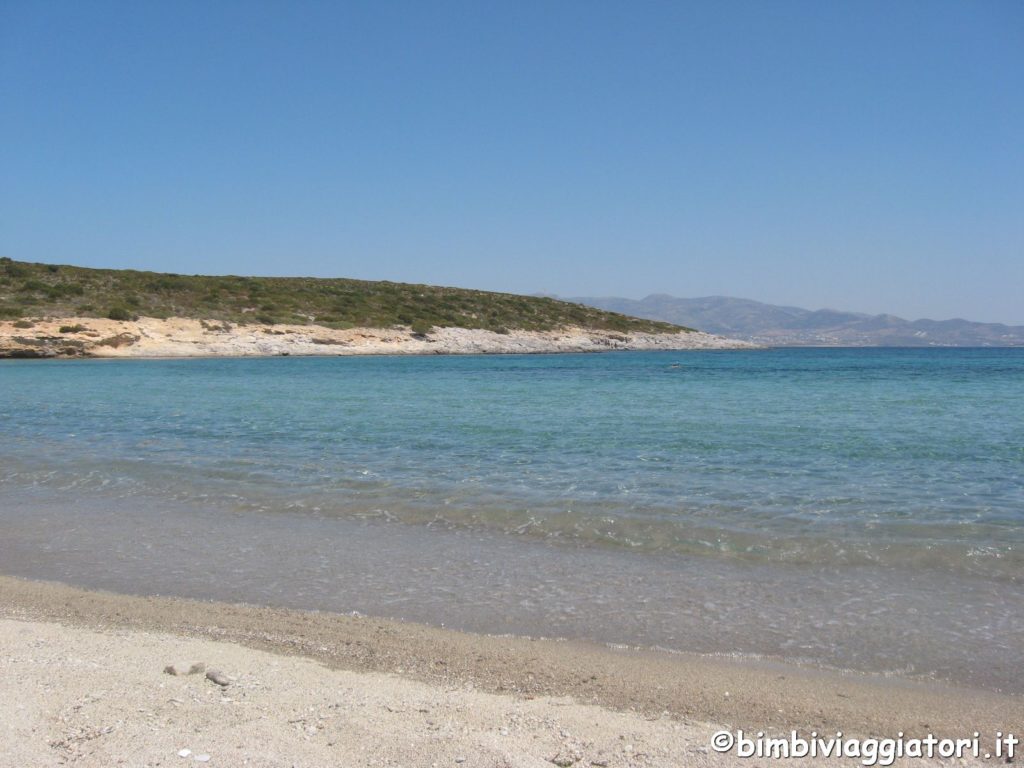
[205,669,231,687]
[164,662,206,677]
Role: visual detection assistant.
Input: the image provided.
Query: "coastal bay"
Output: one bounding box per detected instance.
[4,2,1019,763]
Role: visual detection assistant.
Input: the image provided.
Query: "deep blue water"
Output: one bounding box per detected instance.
[1,348,1022,690]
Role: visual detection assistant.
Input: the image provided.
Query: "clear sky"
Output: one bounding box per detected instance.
[1,1,1022,323]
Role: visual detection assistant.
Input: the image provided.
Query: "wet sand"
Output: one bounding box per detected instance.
[1,574,1019,767]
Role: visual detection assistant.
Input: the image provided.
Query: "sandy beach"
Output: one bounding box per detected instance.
[0,317,755,359]
[1,576,1018,767]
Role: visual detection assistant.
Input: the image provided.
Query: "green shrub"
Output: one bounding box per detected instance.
[148,276,188,292]
[410,320,433,336]
[107,307,134,321]
[46,283,84,299]
[320,319,355,330]
[59,324,87,333]
[13,319,33,328]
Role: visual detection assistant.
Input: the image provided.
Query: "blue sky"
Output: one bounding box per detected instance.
[1,1,1022,323]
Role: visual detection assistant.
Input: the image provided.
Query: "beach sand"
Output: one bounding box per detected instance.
[0,576,1018,767]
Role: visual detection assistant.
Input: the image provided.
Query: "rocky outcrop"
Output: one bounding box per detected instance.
[0,334,89,358]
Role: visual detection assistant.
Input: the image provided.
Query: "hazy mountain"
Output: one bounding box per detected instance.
[566,295,1024,347]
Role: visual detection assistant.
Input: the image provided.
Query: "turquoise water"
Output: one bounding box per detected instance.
[1,348,1022,690]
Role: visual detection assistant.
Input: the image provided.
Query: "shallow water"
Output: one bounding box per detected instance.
[1,349,1022,690]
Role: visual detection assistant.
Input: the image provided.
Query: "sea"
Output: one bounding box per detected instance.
[1,348,1021,692]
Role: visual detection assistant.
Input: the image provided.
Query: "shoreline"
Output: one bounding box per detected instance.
[5,489,1019,697]
[0,316,756,359]
[2,575,1020,748]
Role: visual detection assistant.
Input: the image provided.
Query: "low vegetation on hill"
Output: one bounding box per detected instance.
[0,259,688,334]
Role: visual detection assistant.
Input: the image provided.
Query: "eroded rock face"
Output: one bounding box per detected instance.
[0,316,757,359]
[0,335,88,358]
[94,332,140,349]
[0,328,124,358]
[1,347,51,359]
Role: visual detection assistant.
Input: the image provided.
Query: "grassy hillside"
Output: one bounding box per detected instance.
[0,258,689,334]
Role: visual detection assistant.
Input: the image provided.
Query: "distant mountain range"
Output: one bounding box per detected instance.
[566,294,1024,347]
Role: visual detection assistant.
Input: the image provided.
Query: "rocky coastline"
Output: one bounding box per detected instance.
[0,316,757,359]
